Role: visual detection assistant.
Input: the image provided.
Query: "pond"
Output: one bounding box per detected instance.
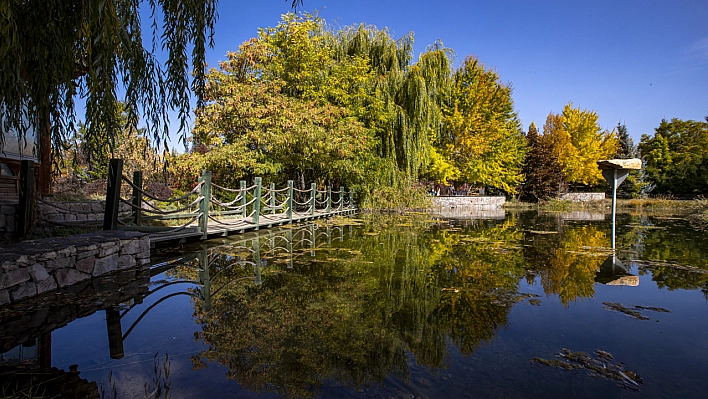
[1,209,708,398]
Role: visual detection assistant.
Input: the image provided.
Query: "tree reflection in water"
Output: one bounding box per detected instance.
[174,213,705,397]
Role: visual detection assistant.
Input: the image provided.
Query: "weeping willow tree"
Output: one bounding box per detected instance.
[0,0,226,163]
[322,23,452,184]
[180,13,453,208]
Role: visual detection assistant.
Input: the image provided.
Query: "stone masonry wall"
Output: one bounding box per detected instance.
[0,230,149,305]
[0,200,130,238]
[559,192,606,202]
[0,201,16,239]
[432,196,506,209]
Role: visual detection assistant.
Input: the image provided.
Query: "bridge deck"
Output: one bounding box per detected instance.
[137,208,356,246]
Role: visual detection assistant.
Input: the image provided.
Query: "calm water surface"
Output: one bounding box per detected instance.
[2,210,708,398]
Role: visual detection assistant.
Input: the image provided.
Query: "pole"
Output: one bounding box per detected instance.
[611,169,617,250]
[103,159,123,230]
[17,160,35,239]
[240,180,247,219]
[286,180,293,221]
[253,177,262,226]
[310,183,316,215]
[132,171,143,225]
[326,186,332,213]
[270,182,276,214]
[199,170,211,240]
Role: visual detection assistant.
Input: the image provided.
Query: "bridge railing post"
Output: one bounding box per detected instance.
[17,160,35,239]
[270,182,276,214]
[253,177,262,226]
[339,186,344,211]
[132,171,143,226]
[286,180,293,221]
[326,186,331,213]
[198,170,211,240]
[310,183,316,215]
[349,190,354,210]
[103,158,123,230]
[240,180,247,219]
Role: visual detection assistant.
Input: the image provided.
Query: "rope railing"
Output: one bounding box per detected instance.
[102,159,356,241]
[121,175,202,203]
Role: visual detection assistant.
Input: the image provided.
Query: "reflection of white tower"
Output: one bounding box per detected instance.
[595,255,639,286]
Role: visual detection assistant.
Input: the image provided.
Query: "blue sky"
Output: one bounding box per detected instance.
[171,0,708,148]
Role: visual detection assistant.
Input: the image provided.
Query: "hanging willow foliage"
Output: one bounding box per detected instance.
[0,0,221,160]
[322,24,452,182]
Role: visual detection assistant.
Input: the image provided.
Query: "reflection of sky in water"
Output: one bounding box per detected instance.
[4,212,708,398]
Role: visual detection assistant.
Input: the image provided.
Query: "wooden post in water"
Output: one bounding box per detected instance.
[270,182,276,214]
[286,228,293,268]
[339,186,344,211]
[132,171,143,225]
[310,183,316,215]
[253,177,262,226]
[310,224,316,256]
[326,186,331,213]
[17,160,35,239]
[197,246,211,311]
[103,159,123,230]
[105,307,124,359]
[286,180,293,221]
[252,239,262,285]
[198,170,211,240]
[240,180,247,219]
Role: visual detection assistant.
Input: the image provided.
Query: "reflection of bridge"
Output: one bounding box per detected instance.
[0,223,353,368]
[103,159,357,246]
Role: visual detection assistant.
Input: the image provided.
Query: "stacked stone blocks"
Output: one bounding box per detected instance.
[0,230,150,305]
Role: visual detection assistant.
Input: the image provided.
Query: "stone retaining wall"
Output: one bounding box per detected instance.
[559,192,606,202]
[0,230,149,305]
[0,200,130,238]
[432,196,506,209]
[0,201,16,239]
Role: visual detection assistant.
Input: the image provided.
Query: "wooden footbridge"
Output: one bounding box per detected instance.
[102,159,357,246]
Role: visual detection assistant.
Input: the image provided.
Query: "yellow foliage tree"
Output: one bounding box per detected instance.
[544,103,619,186]
[438,56,526,193]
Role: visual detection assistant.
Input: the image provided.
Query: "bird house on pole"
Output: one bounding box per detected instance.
[597,158,642,250]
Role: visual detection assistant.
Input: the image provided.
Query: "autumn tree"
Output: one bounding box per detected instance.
[521,121,565,201]
[437,56,526,193]
[639,117,708,194]
[544,103,618,188]
[175,13,458,206]
[171,14,375,192]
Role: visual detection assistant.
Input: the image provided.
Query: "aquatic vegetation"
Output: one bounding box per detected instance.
[532,348,643,390]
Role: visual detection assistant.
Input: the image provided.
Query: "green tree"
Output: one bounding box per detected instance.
[639,117,708,194]
[175,13,456,206]
[438,56,526,193]
[521,121,565,201]
[0,0,223,159]
[613,122,642,198]
[325,24,452,183]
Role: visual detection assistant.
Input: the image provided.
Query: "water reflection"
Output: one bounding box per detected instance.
[2,212,708,397]
[181,217,617,396]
